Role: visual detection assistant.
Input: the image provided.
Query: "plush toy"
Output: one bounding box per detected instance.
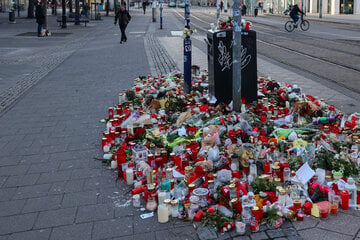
[148,99,161,110]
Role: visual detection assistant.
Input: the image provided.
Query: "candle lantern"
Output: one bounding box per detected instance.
[132,142,148,164]
[192,188,209,207]
[345,177,357,209]
[251,206,263,221]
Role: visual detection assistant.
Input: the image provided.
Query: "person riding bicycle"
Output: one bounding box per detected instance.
[289,4,304,26]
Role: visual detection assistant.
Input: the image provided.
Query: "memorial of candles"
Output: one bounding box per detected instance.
[100,71,360,235]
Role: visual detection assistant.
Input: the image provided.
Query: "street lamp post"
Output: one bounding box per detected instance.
[160,0,163,29]
[61,0,67,28]
[184,0,191,94]
[75,0,80,24]
[232,0,241,112]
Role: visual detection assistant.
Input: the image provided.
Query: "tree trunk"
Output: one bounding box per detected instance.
[28,0,35,18]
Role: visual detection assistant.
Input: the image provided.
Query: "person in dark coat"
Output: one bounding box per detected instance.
[290,4,304,25]
[241,4,247,16]
[114,4,131,44]
[35,1,45,37]
[220,1,224,12]
[142,0,147,14]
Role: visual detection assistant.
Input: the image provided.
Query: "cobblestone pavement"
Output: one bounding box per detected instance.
[0,7,360,240]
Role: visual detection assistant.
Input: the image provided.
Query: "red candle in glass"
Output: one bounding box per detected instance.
[232,171,241,179]
[296,213,304,221]
[101,138,108,148]
[251,206,263,221]
[250,220,259,232]
[264,162,271,174]
[341,190,349,210]
[174,156,182,170]
[188,173,197,184]
[320,207,328,218]
[293,200,302,212]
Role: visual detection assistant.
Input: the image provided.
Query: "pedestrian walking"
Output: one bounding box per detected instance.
[114,4,131,44]
[35,1,45,37]
[142,0,147,14]
[254,7,258,17]
[220,1,224,12]
[241,4,247,16]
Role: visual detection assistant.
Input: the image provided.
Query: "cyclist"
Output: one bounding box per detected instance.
[289,4,304,27]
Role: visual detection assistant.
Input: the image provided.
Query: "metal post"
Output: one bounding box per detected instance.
[106,0,109,15]
[319,0,322,17]
[224,0,228,12]
[160,0,163,29]
[184,0,191,94]
[232,0,241,112]
[61,0,67,28]
[152,0,156,22]
[216,0,220,20]
[17,0,20,16]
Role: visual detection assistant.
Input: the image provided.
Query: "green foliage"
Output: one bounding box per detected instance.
[201,212,234,231]
[288,155,305,171]
[165,96,184,114]
[125,90,136,101]
[263,206,281,226]
[251,177,276,194]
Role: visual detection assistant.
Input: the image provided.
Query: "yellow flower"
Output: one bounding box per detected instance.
[293,139,307,148]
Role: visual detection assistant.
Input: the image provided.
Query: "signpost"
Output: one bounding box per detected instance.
[160,0,163,29]
[184,0,191,94]
[232,0,241,112]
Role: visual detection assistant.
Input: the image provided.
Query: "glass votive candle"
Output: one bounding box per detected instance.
[235,221,246,235]
[250,220,259,232]
[330,204,338,215]
[320,205,329,218]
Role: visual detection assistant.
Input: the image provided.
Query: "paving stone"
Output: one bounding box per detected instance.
[196,225,218,240]
[233,236,251,240]
[41,144,69,154]
[22,195,62,213]
[59,159,89,170]
[83,176,117,190]
[0,213,37,235]
[283,228,299,237]
[7,228,51,240]
[92,217,133,240]
[0,200,26,217]
[61,191,98,207]
[70,168,103,179]
[49,179,85,194]
[0,187,16,201]
[50,222,93,240]
[13,183,51,199]
[280,220,294,229]
[27,161,60,174]
[0,235,8,240]
[250,231,268,240]
[4,174,40,187]
[0,156,21,167]
[156,226,199,240]
[0,165,30,177]
[287,235,304,240]
[317,212,360,236]
[133,212,172,234]
[298,228,353,240]
[34,207,77,229]
[292,216,319,231]
[0,176,7,188]
[76,203,114,223]
[266,229,286,238]
[339,208,360,218]
[20,154,50,164]
[37,170,72,184]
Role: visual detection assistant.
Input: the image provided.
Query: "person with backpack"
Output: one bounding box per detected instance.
[114,4,131,44]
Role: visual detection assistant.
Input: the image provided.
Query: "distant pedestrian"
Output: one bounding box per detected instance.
[254,7,258,17]
[114,4,131,44]
[241,4,247,16]
[35,1,45,37]
[220,1,224,12]
[142,0,147,14]
[83,3,90,18]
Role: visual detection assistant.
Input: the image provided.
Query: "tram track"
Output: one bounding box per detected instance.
[171,8,360,95]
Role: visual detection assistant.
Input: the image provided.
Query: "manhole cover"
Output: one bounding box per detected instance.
[16,32,72,37]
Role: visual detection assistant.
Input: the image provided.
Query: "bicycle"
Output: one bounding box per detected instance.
[284,14,310,32]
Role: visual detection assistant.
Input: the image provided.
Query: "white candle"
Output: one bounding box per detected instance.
[157,204,169,223]
[126,168,134,185]
[158,191,166,205]
[285,101,290,109]
[110,160,117,169]
[236,221,246,235]
[103,145,110,153]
